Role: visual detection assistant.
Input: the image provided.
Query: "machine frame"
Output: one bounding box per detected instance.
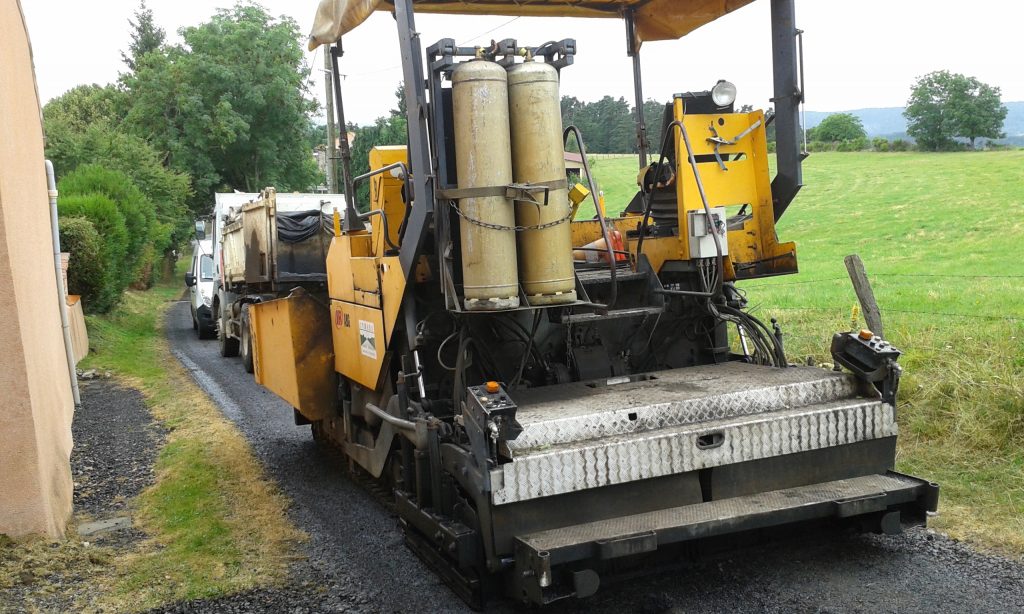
[244,0,940,606]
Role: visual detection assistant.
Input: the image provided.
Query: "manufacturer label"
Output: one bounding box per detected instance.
[359,320,377,359]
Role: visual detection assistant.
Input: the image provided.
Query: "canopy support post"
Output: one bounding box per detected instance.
[770,0,804,221]
[625,11,648,168]
[394,0,435,351]
[329,42,360,231]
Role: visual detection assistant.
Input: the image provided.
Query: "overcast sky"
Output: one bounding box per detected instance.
[21,1,1024,126]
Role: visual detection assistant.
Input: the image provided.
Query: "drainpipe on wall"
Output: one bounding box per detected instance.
[45,160,81,408]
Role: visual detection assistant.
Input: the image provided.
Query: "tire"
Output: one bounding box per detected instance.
[217,302,240,357]
[191,306,199,331]
[240,303,254,373]
[198,321,216,340]
[311,419,327,445]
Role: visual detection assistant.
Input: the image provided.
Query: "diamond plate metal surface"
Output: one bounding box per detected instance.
[508,375,859,453]
[491,399,897,505]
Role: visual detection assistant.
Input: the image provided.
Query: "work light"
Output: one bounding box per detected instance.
[711,79,737,107]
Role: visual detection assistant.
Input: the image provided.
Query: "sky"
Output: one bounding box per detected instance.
[20,0,1024,126]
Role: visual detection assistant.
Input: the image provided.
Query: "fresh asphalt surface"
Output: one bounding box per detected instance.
[166,299,1024,613]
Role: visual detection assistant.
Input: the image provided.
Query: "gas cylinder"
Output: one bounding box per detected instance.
[452,59,519,311]
[507,60,577,305]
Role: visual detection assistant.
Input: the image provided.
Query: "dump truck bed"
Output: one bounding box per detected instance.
[221,190,343,289]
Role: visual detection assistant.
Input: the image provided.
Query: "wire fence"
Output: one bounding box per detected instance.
[759,306,1023,323]
[741,272,1024,289]
[737,272,1023,323]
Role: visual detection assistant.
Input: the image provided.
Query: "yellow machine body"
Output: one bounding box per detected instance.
[568,105,796,280]
[250,291,335,420]
[325,224,406,391]
[452,59,520,310]
[507,61,576,305]
[368,146,408,254]
[671,99,796,279]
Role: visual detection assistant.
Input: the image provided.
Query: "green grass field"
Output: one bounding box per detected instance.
[588,150,1024,552]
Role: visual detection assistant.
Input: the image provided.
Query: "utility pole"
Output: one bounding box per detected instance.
[323,49,339,193]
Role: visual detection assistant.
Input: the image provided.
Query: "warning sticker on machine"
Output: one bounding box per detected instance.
[358,320,377,359]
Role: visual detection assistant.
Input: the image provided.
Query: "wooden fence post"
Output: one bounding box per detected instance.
[844,254,884,338]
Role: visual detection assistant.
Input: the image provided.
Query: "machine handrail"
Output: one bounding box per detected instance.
[563,125,617,309]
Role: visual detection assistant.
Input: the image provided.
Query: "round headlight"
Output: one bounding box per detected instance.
[711,80,737,107]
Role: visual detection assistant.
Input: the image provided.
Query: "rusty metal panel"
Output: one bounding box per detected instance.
[251,292,335,420]
[241,198,272,284]
[330,300,386,390]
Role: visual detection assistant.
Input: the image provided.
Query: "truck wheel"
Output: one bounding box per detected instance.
[218,308,239,357]
[311,419,327,445]
[240,304,254,373]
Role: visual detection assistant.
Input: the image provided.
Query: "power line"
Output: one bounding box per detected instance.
[345,16,526,78]
[458,16,522,46]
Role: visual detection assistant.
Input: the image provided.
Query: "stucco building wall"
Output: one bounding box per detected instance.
[0,0,75,538]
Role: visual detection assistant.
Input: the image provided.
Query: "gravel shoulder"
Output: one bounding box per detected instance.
[163,299,1024,613]
[1,380,164,613]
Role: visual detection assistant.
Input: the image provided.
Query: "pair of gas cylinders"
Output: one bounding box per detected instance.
[452,58,577,310]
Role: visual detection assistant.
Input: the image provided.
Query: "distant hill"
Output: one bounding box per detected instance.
[803,101,1024,145]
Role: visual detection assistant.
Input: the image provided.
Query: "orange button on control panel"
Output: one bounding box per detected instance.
[485,381,500,394]
[858,329,874,340]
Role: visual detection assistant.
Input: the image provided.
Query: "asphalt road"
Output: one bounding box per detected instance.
[166,299,1024,613]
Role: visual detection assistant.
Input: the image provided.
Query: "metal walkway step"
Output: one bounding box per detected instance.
[574,265,648,285]
[516,472,937,567]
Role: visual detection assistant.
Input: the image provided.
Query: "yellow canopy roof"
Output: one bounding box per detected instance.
[309,0,755,50]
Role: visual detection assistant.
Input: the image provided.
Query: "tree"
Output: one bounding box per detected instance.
[348,87,408,207]
[560,95,634,154]
[124,3,320,214]
[904,71,1008,150]
[122,1,166,72]
[43,90,192,253]
[809,113,866,142]
[642,99,666,155]
[42,84,127,132]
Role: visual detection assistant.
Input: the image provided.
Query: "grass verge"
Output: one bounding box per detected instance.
[79,272,303,610]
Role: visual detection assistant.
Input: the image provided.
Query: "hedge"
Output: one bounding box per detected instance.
[58,164,155,286]
[57,193,128,313]
[57,216,105,310]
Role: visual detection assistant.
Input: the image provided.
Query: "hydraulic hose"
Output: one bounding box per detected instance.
[639,120,725,299]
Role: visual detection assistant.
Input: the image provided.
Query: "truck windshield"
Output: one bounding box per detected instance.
[199,254,214,280]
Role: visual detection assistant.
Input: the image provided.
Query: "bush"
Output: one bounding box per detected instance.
[836,137,869,152]
[58,216,105,310]
[890,138,911,152]
[58,193,128,313]
[872,137,890,152]
[58,165,155,286]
